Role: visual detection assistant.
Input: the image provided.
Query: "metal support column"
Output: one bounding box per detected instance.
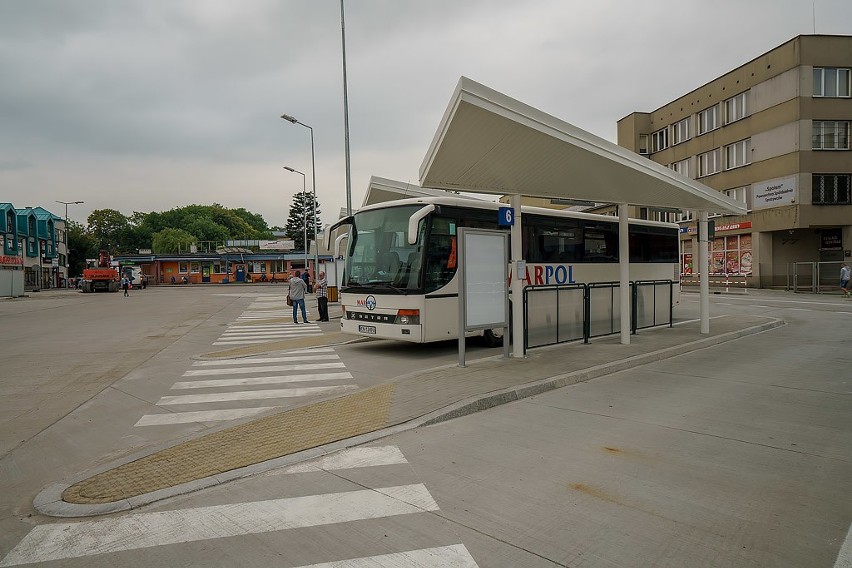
[698,211,710,334]
[511,194,524,358]
[618,203,630,345]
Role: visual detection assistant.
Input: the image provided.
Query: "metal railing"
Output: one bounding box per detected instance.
[523,280,675,352]
[523,283,587,350]
[632,280,675,333]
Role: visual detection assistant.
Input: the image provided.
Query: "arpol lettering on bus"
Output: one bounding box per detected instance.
[510,264,575,285]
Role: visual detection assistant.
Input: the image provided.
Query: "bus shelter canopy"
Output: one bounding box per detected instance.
[419,77,747,215]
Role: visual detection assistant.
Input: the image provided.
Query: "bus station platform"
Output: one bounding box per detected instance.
[35,313,783,517]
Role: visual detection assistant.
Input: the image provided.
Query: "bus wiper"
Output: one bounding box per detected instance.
[371,281,406,293]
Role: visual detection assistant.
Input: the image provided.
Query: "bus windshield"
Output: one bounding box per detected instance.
[344,205,425,292]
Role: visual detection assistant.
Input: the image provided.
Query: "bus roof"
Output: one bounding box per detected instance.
[354,196,678,229]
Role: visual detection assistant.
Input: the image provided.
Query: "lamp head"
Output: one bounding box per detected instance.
[283,166,295,172]
[280,114,298,124]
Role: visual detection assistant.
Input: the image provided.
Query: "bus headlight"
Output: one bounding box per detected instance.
[395,309,420,325]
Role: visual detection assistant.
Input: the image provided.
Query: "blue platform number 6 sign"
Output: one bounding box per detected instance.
[498,206,514,227]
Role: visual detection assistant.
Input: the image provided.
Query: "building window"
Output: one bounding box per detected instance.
[812,174,851,205]
[639,208,677,223]
[638,134,649,155]
[813,67,851,97]
[670,158,690,178]
[179,262,188,273]
[698,104,720,135]
[710,234,753,275]
[724,139,751,170]
[190,262,200,273]
[724,91,749,124]
[724,186,751,209]
[213,262,224,274]
[651,128,668,152]
[671,118,690,145]
[697,149,721,177]
[812,120,851,150]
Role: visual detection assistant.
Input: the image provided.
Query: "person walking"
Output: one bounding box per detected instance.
[121,275,130,297]
[315,270,329,322]
[841,262,851,298]
[289,270,310,323]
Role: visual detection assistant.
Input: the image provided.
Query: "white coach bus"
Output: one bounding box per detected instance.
[331,196,680,346]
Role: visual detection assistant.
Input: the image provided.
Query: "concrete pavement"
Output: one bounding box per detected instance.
[33,309,783,517]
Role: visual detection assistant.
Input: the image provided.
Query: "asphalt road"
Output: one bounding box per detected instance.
[1,286,850,566]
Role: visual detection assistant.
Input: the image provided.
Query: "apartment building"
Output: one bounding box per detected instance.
[617,35,852,287]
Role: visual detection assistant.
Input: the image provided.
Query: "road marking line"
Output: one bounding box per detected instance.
[239,313,299,317]
[157,385,356,405]
[224,327,318,332]
[135,407,276,427]
[172,373,354,390]
[225,325,305,330]
[195,355,339,366]
[213,335,322,346]
[219,332,323,339]
[184,362,346,376]
[270,445,408,475]
[835,522,852,568]
[294,544,478,568]
[193,353,336,366]
[0,484,439,566]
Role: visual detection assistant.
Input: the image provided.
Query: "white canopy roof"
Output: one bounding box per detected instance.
[420,77,747,215]
[362,176,483,207]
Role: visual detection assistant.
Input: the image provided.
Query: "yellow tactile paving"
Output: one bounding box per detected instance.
[62,383,396,504]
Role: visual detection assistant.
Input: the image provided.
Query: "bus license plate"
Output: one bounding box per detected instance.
[358,325,377,334]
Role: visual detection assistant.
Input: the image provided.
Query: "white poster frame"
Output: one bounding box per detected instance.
[458,228,510,367]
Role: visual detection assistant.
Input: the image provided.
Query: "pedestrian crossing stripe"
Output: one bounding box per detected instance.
[192,352,336,366]
[157,385,357,405]
[269,445,408,475]
[0,485,443,566]
[293,545,478,568]
[193,354,338,366]
[135,407,277,427]
[182,362,345,376]
[172,372,353,390]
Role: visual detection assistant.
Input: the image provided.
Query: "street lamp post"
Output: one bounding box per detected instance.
[56,200,84,287]
[284,167,308,275]
[280,114,319,277]
[339,0,353,216]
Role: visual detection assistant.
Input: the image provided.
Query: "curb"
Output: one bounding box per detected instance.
[33,317,785,518]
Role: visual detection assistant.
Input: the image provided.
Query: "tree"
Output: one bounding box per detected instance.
[66,220,97,277]
[152,228,196,254]
[87,208,129,253]
[284,192,322,252]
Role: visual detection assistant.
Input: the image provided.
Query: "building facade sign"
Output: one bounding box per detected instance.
[680,221,752,235]
[0,255,24,267]
[752,176,797,210]
[259,240,295,250]
[820,228,842,251]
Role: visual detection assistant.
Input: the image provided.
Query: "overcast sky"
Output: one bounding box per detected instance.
[2,0,850,228]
